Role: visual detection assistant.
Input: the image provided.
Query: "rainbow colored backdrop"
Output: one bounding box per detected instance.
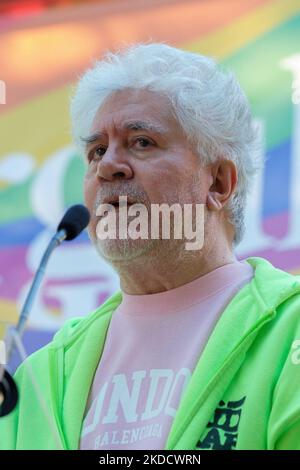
[0,0,300,356]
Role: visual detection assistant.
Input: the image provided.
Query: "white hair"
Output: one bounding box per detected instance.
[70,41,263,245]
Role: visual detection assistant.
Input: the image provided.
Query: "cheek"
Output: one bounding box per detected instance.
[83,176,98,237]
[139,166,180,204]
[83,174,96,211]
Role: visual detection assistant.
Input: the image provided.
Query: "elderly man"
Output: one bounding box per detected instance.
[1,42,300,450]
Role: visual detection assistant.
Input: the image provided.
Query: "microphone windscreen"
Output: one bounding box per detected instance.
[0,369,19,417]
[57,204,90,241]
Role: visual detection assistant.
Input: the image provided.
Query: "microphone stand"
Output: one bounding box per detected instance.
[0,203,90,418]
[0,229,67,417]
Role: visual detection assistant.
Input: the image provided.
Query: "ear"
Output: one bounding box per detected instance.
[206,159,237,212]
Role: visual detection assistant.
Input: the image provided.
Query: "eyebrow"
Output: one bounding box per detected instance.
[80,120,169,147]
[125,121,168,134]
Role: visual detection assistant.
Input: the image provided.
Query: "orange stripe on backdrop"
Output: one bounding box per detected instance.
[0,0,269,111]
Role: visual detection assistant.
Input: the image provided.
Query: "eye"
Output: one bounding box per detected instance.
[88,146,106,163]
[133,137,153,149]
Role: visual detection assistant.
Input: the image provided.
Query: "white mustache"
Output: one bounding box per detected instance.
[93,187,149,214]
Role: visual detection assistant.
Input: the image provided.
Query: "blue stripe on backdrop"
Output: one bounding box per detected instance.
[0,216,90,246]
[263,139,291,218]
[8,328,56,373]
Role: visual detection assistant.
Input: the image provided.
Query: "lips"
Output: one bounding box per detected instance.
[95,196,147,221]
[101,196,136,207]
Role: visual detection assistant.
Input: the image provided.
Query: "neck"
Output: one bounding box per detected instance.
[111,240,237,295]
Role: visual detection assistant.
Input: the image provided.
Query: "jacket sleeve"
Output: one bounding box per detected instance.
[0,317,85,450]
[272,420,300,450]
[267,297,300,450]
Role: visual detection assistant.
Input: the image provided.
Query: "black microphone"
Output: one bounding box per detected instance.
[0,204,90,417]
[57,204,90,241]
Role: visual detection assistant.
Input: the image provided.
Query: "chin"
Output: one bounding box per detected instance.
[93,237,158,263]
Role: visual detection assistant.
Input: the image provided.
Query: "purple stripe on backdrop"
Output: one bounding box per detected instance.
[263,212,289,239]
[240,247,300,273]
[241,212,300,272]
[0,246,31,300]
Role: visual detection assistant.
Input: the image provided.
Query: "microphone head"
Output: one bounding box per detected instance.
[0,369,19,417]
[57,204,90,241]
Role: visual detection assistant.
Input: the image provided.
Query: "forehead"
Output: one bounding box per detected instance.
[90,88,180,134]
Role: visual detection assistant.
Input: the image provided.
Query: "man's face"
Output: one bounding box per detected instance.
[84,88,211,262]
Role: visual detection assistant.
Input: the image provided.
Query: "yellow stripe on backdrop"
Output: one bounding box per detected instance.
[183,0,300,59]
[0,86,71,166]
[0,299,19,330]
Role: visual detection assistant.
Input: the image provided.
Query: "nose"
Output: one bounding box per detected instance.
[96,146,133,182]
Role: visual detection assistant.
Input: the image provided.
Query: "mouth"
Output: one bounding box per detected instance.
[101,196,136,208]
[96,197,140,217]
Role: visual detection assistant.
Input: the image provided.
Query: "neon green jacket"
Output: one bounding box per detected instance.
[1,256,300,450]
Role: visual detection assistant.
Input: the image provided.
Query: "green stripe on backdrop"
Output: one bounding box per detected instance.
[223,14,300,150]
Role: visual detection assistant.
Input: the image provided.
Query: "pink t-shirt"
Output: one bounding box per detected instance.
[80,259,254,450]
